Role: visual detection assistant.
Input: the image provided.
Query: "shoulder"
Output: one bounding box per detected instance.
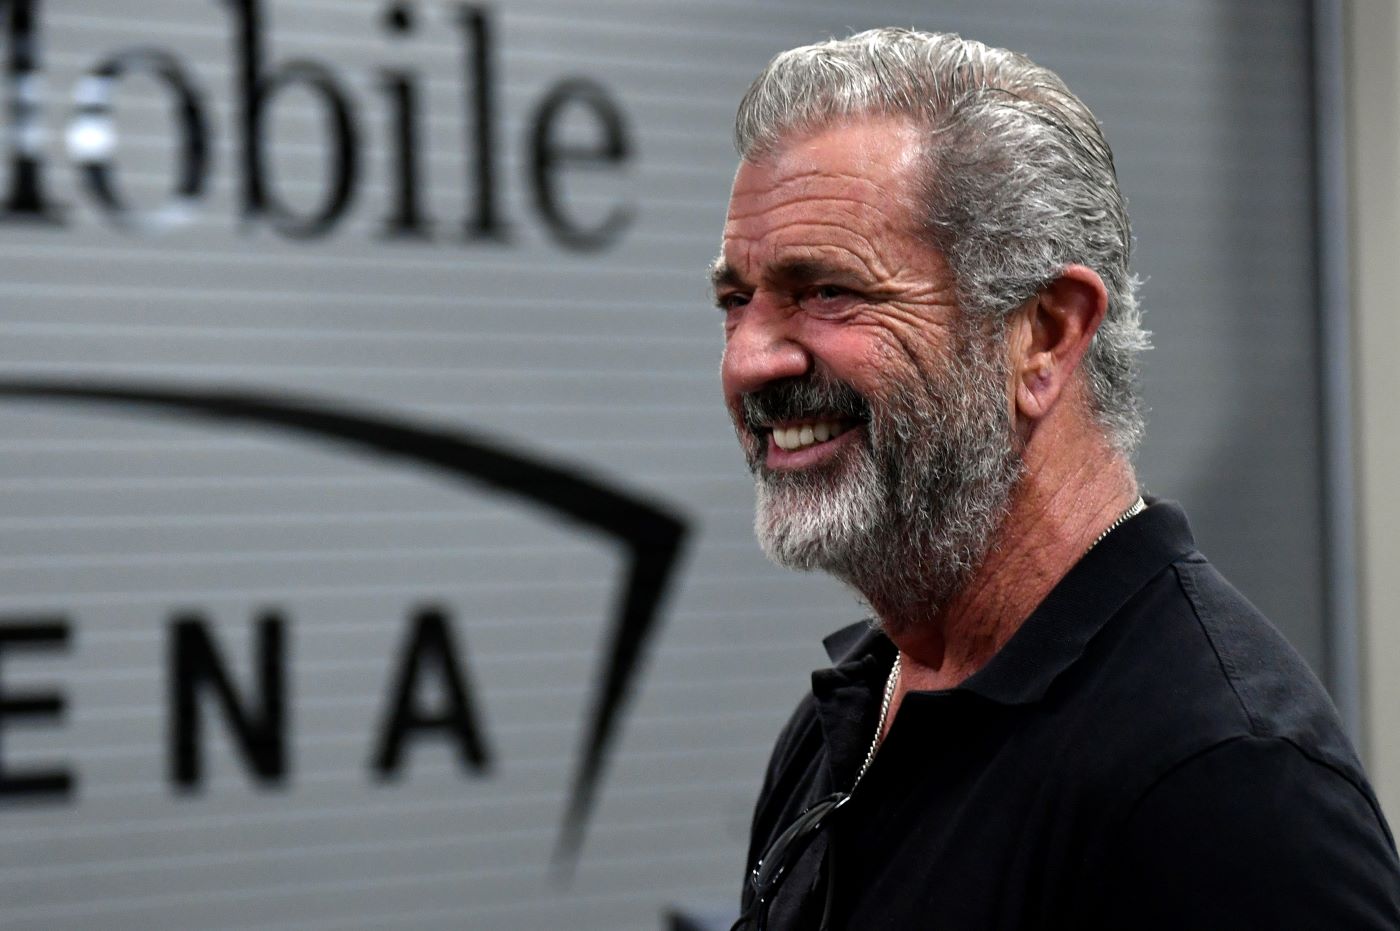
[1164,554,1364,776]
[1098,734,1400,926]
[1084,552,1356,763]
[1069,556,1400,921]
[1051,552,1373,822]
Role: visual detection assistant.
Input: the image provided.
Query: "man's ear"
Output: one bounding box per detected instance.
[1012,264,1109,423]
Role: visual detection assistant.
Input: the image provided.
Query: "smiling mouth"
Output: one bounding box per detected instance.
[767,417,860,452]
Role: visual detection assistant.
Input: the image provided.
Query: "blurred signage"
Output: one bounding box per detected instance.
[0,0,634,247]
[0,0,679,876]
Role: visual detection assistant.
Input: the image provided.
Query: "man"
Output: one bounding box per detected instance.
[712,28,1400,930]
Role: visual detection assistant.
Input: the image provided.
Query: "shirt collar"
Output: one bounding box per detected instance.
[820,497,1199,705]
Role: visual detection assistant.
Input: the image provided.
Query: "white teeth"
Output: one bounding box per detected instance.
[771,420,848,453]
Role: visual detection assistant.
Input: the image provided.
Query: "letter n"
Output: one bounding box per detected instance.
[168,611,287,788]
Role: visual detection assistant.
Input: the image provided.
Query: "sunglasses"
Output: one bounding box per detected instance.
[730,791,850,931]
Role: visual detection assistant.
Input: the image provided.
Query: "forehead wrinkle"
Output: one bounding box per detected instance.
[725,236,884,291]
[738,220,902,285]
[726,198,919,272]
[733,154,918,208]
[724,188,911,229]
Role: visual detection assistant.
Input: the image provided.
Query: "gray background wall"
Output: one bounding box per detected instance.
[0,1,1323,928]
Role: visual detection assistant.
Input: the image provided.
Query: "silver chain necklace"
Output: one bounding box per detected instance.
[852,497,1145,791]
[853,655,900,789]
[1089,496,1146,553]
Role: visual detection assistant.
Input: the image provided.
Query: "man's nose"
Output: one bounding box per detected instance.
[722,296,811,396]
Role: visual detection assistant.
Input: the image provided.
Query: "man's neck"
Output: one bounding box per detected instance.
[874,437,1139,694]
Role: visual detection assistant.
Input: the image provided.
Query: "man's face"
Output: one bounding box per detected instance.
[713,117,1023,618]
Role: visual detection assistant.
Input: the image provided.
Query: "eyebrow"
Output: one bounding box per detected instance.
[768,258,862,288]
[709,258,745,292]
[709,257,864,293]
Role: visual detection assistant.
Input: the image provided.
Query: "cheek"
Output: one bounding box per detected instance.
[719,344,739,397]
[802,319,891,371]
[718,351,747,420]
[851,326,939,393]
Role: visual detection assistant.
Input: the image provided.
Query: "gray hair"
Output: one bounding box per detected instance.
[735,28,1150,453]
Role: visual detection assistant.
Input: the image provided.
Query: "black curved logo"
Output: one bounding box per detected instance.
[0,378,688,869]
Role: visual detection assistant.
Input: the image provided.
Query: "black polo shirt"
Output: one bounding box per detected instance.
[743,500,1400,929]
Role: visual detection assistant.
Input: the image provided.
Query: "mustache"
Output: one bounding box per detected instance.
[740,374,870,434]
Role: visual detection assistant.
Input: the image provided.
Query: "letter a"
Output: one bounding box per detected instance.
[371,606,490,778]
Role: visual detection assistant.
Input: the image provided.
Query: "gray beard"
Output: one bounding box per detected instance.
[745,330,1024,630]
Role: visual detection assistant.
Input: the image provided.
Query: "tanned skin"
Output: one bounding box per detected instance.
[715,116,1139,735]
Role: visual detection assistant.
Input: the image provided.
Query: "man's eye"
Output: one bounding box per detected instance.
[805,285,852,305]
[716,292,750,312]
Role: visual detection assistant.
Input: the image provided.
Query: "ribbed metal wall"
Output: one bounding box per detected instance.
[0,1,1320,928]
